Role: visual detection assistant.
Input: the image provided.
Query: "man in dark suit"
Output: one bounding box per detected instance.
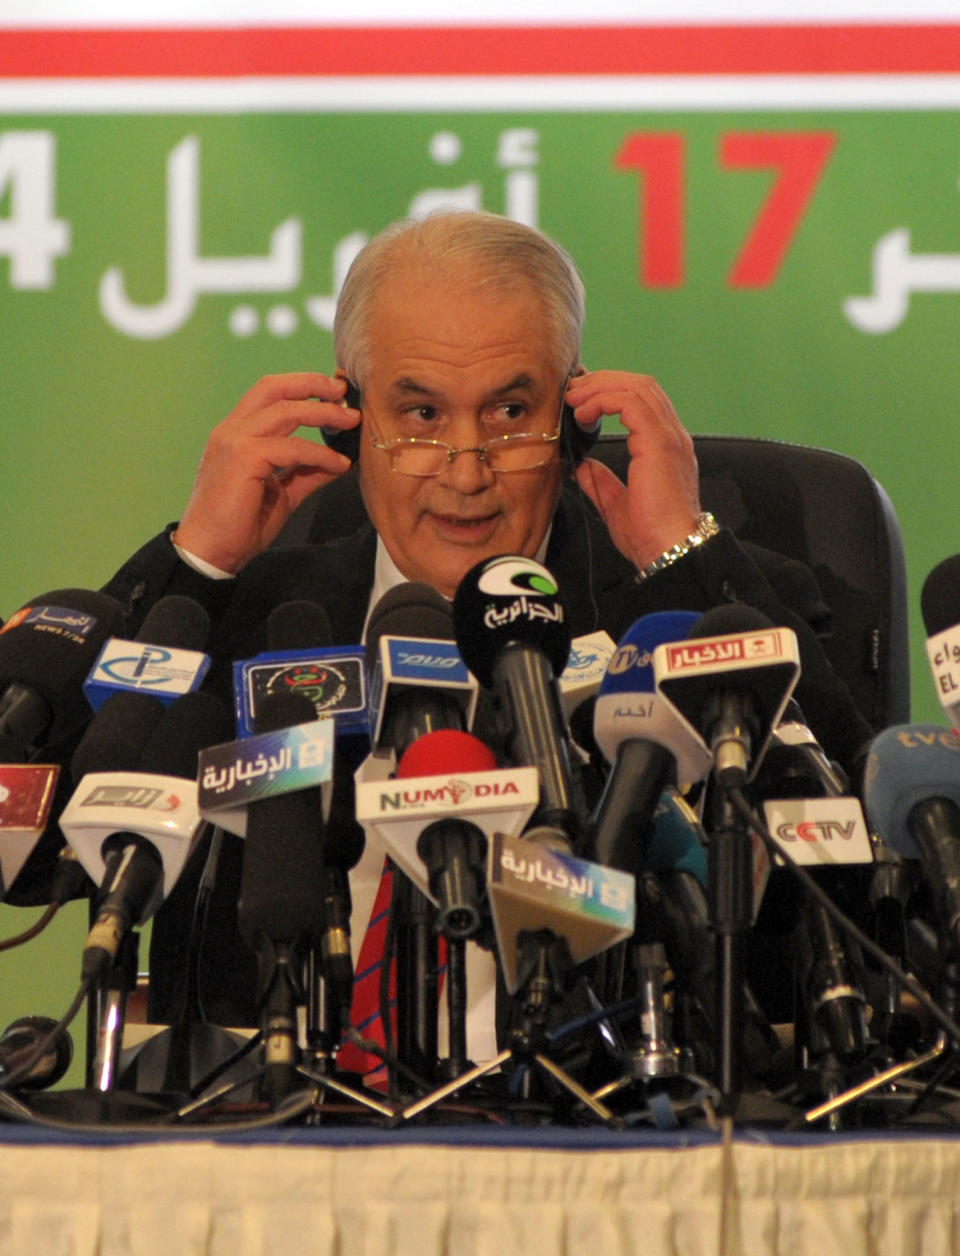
[103,209,871,1031]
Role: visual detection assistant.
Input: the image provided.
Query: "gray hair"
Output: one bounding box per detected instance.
[333,210,585,383]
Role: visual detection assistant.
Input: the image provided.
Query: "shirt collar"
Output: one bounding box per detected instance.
[363,525,553,641]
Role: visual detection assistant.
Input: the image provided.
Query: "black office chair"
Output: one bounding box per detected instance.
[276,432,910,731]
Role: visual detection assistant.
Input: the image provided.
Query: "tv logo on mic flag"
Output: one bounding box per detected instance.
[84,638,210,711]
[233,645,367,738]
[2,605,99,645]
[487,832,634,992]
[663,629,791,672]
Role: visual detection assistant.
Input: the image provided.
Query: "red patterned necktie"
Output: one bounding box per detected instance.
[336,860,395,1088]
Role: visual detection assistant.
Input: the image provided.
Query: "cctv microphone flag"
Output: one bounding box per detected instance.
[759,716,873,869]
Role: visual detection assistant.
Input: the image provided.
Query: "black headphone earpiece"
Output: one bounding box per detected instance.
[561,401,597,470]
[321,379,363,464]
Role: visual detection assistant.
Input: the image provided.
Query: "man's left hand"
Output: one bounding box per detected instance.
[566,370,702,573]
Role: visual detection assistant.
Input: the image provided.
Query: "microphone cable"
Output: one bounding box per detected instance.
[0,850,92,953]
[0,978,89,1093]
[0,902,59,953]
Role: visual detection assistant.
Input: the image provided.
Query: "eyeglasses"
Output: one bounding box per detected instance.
[364,392,565,478]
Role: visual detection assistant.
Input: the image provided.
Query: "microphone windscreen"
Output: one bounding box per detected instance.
[594,610,709,784]
[267,600,333,652]
[366,582,454,656]
[396,729,497,779]
[136,691,233,780]
[921,555,960,637]
[864,724,960,859]
[452,554,570,687]
[241,689,326,945]
[71,692,167,782]
[252,690,318,735]
[687,603,774,639]
[0,589,127,739]
[135,595,209,651]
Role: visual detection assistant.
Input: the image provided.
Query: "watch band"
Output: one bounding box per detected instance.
[634,511,720,584]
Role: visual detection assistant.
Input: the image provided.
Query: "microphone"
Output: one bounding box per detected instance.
[237,689,327,953]
[653,604,800,787]
[366,583,477,760]
[590,611,709,876]
[864,724,960,962]
[0,589,127,760]
[652,605,800,1095]
[269,602,364,1013]
[754,699,873,866]
[233,600,369,741]
[452,554,587,848]
[394,730,497,939]
[65,595,216,936]
[60,690,232,979]
[83,594,210,712]
[72,595,212,783]
[922,556,960,729]
[268,599,333,650]
[0,1016,73,1091]
[364,583,487,1078]
[237,688,331,1098]
[752,699,873,1058]
[356,731,538,920]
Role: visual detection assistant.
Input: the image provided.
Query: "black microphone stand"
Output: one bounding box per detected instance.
[706,779,754,1104]
[416,815,488,1081]
[90,929,139,1092]
[400,927,617,1125]
[394,874,440,1088]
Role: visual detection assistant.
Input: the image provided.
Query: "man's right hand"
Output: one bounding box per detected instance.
[172,373,360,574]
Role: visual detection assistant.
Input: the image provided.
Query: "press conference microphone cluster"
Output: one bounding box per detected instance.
[641,602,876,1100]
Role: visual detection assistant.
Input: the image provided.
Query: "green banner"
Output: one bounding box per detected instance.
[2,111,956,725]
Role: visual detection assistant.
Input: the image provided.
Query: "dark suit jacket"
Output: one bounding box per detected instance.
[102,483,873,1026]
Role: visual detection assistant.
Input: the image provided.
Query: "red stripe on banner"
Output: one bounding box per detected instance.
[1,25,959,78]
